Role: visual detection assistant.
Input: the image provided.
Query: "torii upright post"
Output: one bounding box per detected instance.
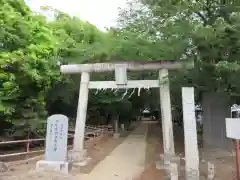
[72,72,90,160]
[60,60,194,163]
[159,69,175,156]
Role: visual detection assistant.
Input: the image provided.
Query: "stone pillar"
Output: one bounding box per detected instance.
[72,72,90,162]
[159,69,175,157]
[121,124,125,131]
[113,115,120,138]
[182,87,199,180]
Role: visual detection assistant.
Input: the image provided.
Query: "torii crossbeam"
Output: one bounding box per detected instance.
[60,60,196,173]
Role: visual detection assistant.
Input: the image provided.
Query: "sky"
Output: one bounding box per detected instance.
[26,0,128,31]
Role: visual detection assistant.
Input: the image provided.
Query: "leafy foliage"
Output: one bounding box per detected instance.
[117,0,240,101]
[2,0,240,136]
[0,0,60,135]
[0,0,154,135]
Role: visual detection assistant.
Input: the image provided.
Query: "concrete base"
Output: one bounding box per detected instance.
[159,153,180,165]
[73,157,91,167]
[156,153,180,179]
[113,132,120,138]
[156,160,170,170]
[68,149,87,162]
[156,162,179,180]
[67,149,92,167]
[36,160,69,175]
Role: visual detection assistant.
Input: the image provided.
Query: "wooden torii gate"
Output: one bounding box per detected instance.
[60,60,199,179]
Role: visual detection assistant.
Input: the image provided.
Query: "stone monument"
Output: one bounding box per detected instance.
[36,114,69,174]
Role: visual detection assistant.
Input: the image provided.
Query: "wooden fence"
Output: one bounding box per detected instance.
[0,125,113,161]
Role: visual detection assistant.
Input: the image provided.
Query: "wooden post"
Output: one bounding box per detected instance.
[26,140,30,160]
[182,87,199,180]
[235,140,240,180]
[226,118,240,180]
[159,69,175,157]
[72,72,90,161]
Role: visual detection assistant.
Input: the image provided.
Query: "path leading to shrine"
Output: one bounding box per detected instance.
[75,122,149,180]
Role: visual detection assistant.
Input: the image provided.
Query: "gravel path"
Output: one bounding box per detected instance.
[77,122,148,180]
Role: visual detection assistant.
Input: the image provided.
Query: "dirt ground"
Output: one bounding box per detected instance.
[136,122,236,180]
[174,126,236,180]
[0,122,237,180]
[198,149,236,180]
[0,132,128,180]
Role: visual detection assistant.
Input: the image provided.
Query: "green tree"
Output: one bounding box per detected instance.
[0,0,175,136]
[117,0,240,102]
[0,0,60,136]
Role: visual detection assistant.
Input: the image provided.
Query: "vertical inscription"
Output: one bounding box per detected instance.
[45,114,68,162]
[54,120,59,151]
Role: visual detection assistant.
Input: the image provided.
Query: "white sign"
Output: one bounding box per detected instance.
[226,118,240,139]
[45,114,69,161]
